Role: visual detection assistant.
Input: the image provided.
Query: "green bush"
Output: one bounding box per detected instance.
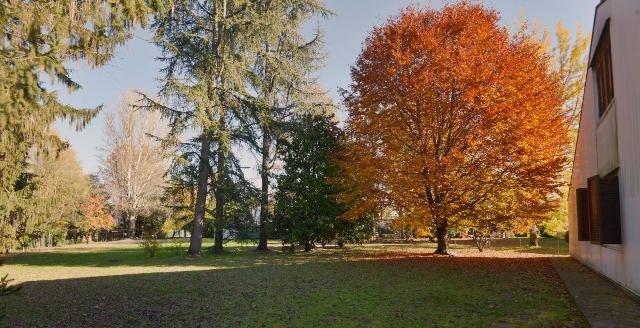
[139,226,161,258]
[0,273,21,296]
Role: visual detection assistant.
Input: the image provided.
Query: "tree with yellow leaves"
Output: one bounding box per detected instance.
[535,22,590,129]
[515,20,590,242]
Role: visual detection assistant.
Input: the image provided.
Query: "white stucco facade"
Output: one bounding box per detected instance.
[569,0,640,297]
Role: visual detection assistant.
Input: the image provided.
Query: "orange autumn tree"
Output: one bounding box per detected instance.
[341,2,569,254]
[79,193,115,242]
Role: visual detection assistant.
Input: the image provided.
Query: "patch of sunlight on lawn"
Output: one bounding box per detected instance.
[0,239,278,283]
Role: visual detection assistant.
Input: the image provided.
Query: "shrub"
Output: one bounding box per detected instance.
[0,273,21,320]
[0,274,20,296]
[139,226,161,258]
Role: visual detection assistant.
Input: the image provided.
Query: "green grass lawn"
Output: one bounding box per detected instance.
[0,239,585,327]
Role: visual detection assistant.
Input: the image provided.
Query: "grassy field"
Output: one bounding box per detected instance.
[0,238,585,327]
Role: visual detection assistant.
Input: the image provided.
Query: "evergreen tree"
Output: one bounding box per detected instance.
[214,155,260,242]
[141,0,265,255]
[0,0,168,252]
[246,0,329,251]
[144,0,327,254]
[164,150,201,237]
[275,113,369,252]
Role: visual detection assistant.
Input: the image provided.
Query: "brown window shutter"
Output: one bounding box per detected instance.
[588,176,602,244]
[576,188,590,241]
[599,175,622,244]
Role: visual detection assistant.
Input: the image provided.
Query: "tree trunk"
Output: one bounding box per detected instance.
[187,135,211,256]
[434,220,450,255]
[129,214,137,239]
[212,131,226,254]
[473,232,489,252]
[529,225,539,247]
[304,241,312,252]
[257,132,270,251]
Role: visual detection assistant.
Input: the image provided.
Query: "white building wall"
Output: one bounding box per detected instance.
[569,0,640,296]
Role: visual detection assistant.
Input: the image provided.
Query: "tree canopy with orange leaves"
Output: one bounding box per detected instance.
[341,2,569,254]
[79,192,115,241]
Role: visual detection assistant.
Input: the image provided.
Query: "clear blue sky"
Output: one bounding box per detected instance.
[55,0,600,175]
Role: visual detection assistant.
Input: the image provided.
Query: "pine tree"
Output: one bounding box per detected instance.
[0,0,169,252]
[246,0,329,251]
[141,0,264,255]
[143,0,329,255]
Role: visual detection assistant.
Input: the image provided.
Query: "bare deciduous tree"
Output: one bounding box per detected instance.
[99,91,168,238]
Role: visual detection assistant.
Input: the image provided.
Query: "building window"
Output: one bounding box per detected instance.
[593,21,614,117]
[587,174,622,245]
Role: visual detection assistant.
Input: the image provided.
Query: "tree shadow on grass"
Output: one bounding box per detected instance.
[0,256,587,328]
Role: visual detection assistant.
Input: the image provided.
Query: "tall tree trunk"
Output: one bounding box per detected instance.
[529,224,539,247]
[129,214,137,239]
[434,219,450,255]
[187,135,211,256]
[212,130,226,254]
[257,132,270,251]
